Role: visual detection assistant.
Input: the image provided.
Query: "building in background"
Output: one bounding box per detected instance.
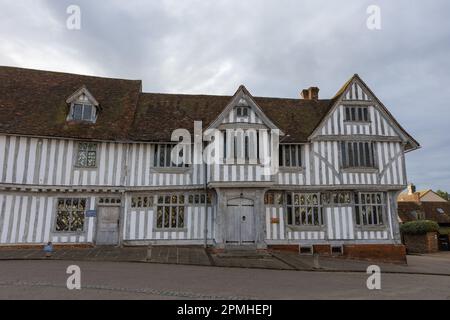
[398,184,450,245]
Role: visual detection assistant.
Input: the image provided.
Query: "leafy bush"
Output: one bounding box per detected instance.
[400,220,440,235]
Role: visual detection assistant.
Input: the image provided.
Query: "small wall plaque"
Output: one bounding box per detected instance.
[86,210,97,218]
[271,217,280,224]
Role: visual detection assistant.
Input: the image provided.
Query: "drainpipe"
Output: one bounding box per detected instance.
[203,141,208,249]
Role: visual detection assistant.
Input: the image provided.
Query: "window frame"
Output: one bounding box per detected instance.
[152,143,191,169]
[131,195,154,209]
[341,141,376,169]
[54,197,87,234]
[354,192,386,227]
[155,194,186,231]
[236,106,249,118]
[285,192,324,228]
[264,191,284,206]
[70,103,96,122]
[321,191,353,206]
[222,129,261,165]
[75,142,98,168]
[344,106,370,123]
[279,144,302,168]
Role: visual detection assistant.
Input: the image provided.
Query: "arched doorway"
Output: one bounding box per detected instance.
[226,198,255,245]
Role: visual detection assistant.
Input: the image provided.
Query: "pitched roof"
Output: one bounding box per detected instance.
[0,66,142,141]
[130,92,334,142]
[398,192,423,202]
[0,66,335,142]
[398,189,447,202]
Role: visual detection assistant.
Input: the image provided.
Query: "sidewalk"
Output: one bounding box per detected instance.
[0,246,448,276]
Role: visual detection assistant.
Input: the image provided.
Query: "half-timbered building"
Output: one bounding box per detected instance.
[0,66,419,260]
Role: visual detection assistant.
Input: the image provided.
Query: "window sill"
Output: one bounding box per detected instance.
[151,167,191,174]
[74,166,98,170]
[66,119,97,125]
[153,228,188,232]
[279,167,304,173]
[341,168,378,174]
[343,121,371,125]
[222,161,261,166]
[286,225,325,232]
[355,226,387,231]
[53,231,86,235]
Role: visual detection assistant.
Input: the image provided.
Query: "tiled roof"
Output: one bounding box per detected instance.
[398,200,450,224]
[0,66,335,142]
[130,92,334,142]
[0,66,142,141]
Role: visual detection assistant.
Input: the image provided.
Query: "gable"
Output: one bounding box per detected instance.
[420,191,448,202]
[220,98,264,125]
[310,74,420,151]
[315,104,403,137]
[208,85,284,133]
[342,81,372,102]
[66,86,99,106]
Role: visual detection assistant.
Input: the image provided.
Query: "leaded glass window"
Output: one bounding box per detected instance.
[354,192,385,226]
[264,192,283,205]
[341,142,375,168]
[286,192,323,226]
[153,144,190,168]
[156,194,186,229]
[76,142,97,167]
[321,192,352,205]
[345,106,370,122]
[131,196,153,208]
[279,145,302,167]
[55,198,86,232]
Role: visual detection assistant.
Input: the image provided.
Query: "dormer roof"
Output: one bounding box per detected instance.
[66,85,100,107]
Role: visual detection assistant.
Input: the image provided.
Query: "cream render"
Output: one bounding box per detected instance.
[0,69,420,259]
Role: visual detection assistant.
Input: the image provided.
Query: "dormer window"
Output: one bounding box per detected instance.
[66,86,99,123]
[72,103,95,121]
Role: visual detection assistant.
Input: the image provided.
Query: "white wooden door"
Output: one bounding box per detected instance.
[95,206,120,245]
[226,198,255,244]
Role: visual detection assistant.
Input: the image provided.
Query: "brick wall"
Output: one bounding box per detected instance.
[313,245,331,256]
[267,245,299,253]
[404,232,439,254]
[343,244,407,264]
[268,244,406,263]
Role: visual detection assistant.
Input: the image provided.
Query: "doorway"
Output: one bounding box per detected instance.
[226,198,255,245]
[95,206,120,245]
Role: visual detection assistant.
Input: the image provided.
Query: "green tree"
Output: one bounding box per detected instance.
[436,190,450,201]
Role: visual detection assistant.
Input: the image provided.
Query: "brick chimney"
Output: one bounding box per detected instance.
[407,183,416,195]
[301,87,320,100]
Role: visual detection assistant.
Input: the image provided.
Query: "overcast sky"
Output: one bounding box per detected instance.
[1,0,449,192]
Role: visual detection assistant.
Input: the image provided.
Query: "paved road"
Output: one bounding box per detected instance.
[0,260,449,300]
